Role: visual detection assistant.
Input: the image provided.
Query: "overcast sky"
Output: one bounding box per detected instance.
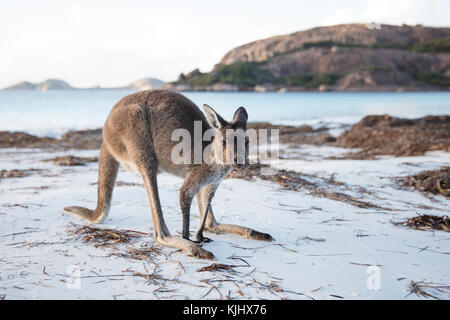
[1,0,449,88]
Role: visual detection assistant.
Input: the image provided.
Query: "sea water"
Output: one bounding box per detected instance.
[0,90,449,137]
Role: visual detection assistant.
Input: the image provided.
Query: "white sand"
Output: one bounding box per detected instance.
[0,146,449,300]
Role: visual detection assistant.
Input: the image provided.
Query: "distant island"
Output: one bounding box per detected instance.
[2,78,165,91]
[168,23,450,92]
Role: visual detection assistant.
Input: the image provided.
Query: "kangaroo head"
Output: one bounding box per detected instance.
[203,104,249,166]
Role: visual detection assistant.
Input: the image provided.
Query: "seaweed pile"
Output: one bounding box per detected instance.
[396,167,450,197]
[43,155,98,166]
[59,129,103,149]
[68,223,150,247]
[0,168,42,179]
[394,214,449,232]
[0,129,102,149]
[247,122,336,146]
[335,115,450,158]
[0,131,57,148]
[228,164,387,210]
[408,280,450,299]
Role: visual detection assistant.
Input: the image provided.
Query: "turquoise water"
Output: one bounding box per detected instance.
[0,90,449,137]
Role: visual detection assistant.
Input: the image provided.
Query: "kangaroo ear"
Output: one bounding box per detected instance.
[203,104,227,129]
[232,107,248,128]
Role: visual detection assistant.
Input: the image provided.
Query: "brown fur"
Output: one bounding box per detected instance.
[64,90,273,260]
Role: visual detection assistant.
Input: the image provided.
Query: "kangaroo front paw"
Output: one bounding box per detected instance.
[201,237,213,243]
[195,234,213,243]
[189,246,215,260]
[249,230,275,242]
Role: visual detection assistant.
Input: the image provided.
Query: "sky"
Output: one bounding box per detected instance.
[1,0,449,88]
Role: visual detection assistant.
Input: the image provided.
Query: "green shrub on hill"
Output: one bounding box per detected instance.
[181,62,275,87]
[283,74,340,88]
[410,71,450,87]
[411,37,450,53]
[179,61,340,89]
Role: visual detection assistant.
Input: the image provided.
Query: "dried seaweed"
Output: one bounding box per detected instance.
[0,131,57,148]
[68,223,150,247]
[197,263,248,273]
[0,168,43,179]
[90,181,144,187]
[200,279,224,299]
[396,167,450,197]
[407,280,450,299]
[228,164,388,210]
[335,115,450,158]
[43,155,98,166]
[124,267,207,289]
[112,246,163,261]
[394,214,450,232]
[128,269,167,286]
[247,122,336,147]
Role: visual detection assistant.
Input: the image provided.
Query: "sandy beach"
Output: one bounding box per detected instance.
[2,0,450,306]
[0,116,449,300]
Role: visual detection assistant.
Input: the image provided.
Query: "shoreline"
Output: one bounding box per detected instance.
[1,114,448,158]
[3,87,449,93]
[161,84,450,93]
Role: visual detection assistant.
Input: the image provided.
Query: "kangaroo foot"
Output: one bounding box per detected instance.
[206,223,274,242]
[158,236,215,260]
[189,245,215,260]
[248,229,274,242]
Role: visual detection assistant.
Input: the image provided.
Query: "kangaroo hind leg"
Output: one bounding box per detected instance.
[64,142,119,224]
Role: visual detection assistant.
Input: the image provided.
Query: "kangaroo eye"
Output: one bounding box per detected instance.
[222,141,226,147]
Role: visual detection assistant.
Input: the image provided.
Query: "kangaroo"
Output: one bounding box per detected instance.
[64,90,273,260]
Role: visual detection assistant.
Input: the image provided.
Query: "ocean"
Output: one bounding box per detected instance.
[0,90,449,138]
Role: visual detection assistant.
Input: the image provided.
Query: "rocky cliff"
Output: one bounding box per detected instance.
[173,23,450,91]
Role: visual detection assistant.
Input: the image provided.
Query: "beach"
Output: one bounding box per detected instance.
[0,114,449,300]
[1,0,450,305]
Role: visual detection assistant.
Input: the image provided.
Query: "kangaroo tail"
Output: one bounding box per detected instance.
[64,142,119,224]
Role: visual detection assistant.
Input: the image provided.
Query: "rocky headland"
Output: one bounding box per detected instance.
[168,23,450,92]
